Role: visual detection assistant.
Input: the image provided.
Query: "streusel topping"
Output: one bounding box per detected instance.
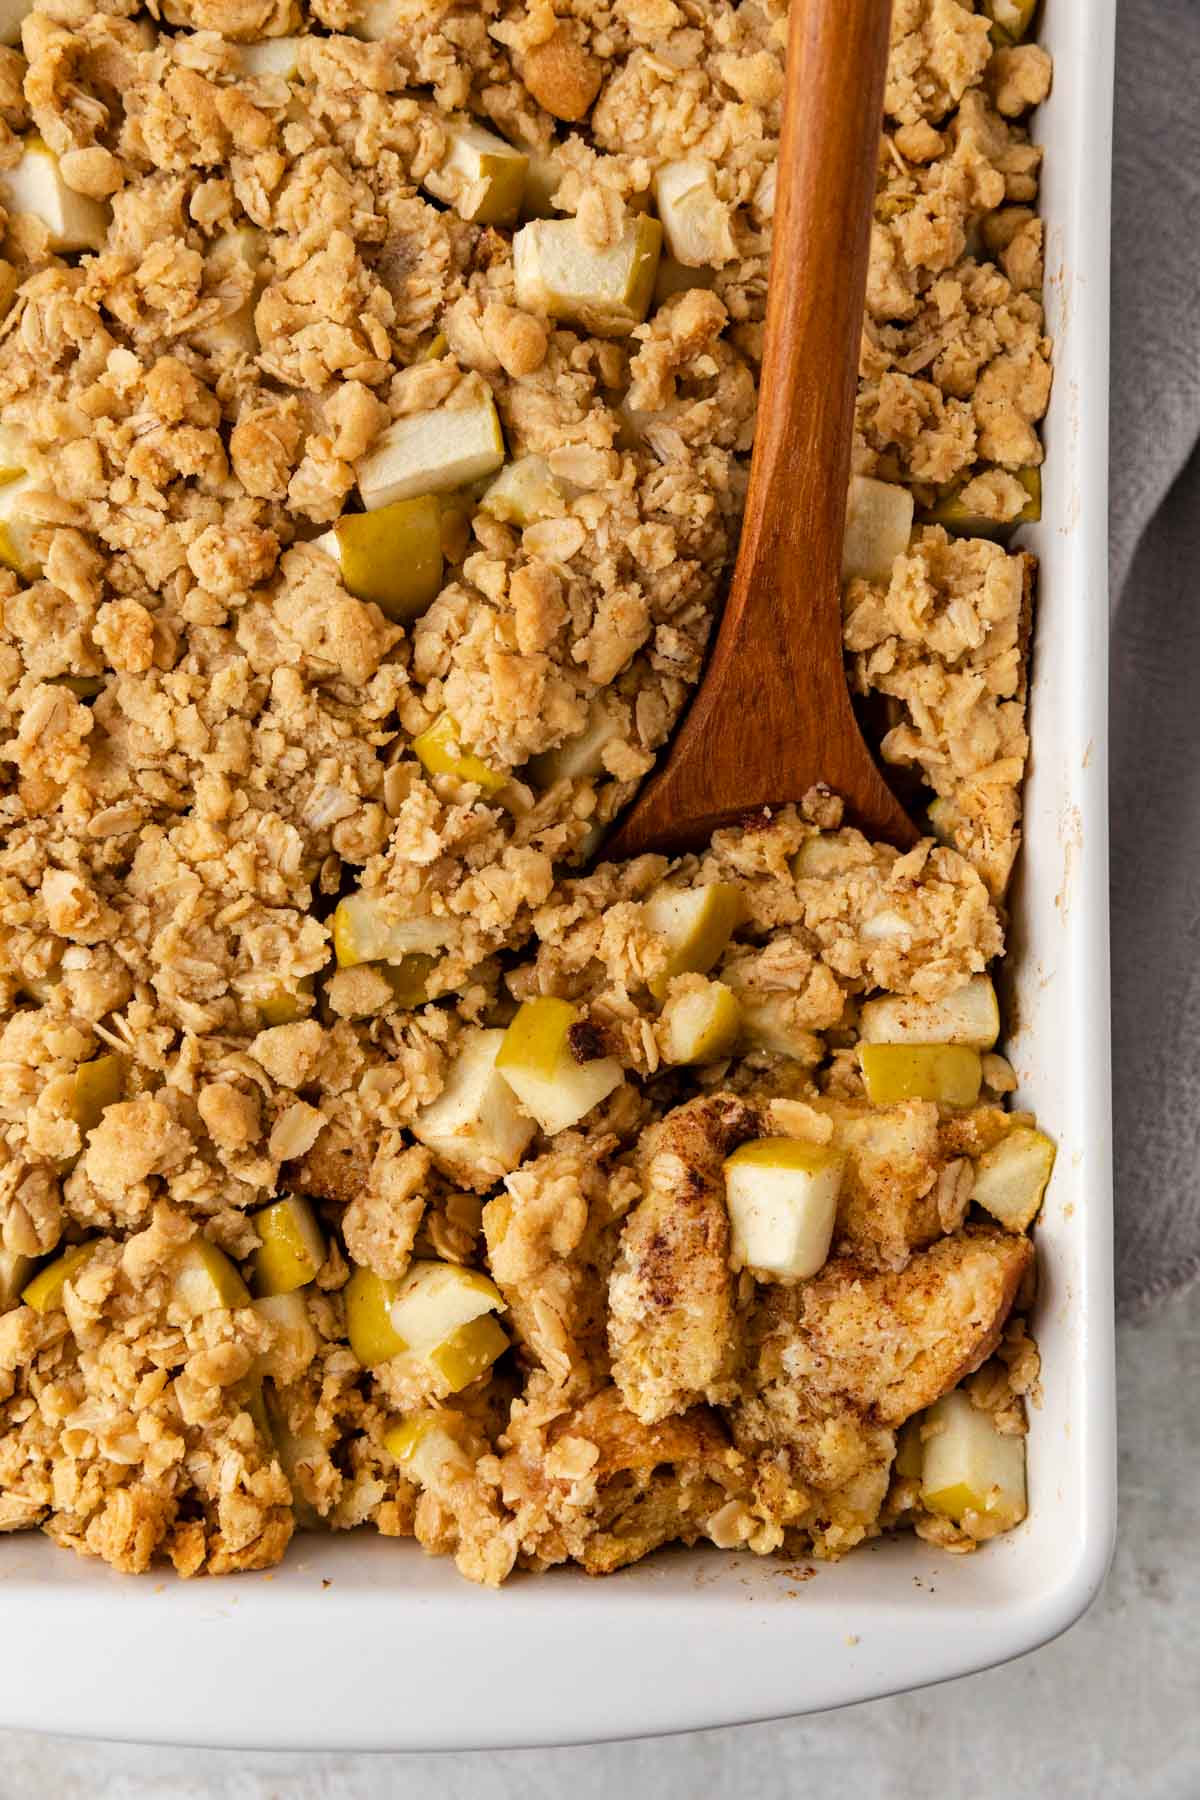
[0,0,1050,1584]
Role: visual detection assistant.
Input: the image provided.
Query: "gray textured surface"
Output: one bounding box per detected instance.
[1109,0,1200,598]
[1110,0,1200,1309]
[1,1291,1193,1799]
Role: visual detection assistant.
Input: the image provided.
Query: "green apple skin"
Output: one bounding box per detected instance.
[330,497,444,623]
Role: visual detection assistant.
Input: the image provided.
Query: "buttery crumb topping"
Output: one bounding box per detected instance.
[0,0,1050,1585]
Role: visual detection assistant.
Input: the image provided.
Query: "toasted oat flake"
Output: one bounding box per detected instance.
[268,1103,327,1163]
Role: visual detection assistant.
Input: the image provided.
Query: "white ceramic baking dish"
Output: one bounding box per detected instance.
[0,0,1116,1749]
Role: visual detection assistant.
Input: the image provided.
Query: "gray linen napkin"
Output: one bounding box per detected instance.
[1109,0,1200,1310]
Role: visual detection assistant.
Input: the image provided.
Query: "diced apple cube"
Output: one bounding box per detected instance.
[644,882,744,1000]
[496,996,624,1135]
[0,423,28,487]
[894,1416,924,1480]
[191,226,269,357]
[983,0,1038,46]
[383,1410,473,1484]
[172,1239,252,1315]
[55,1050,125,1173]
[330,956,440,1019]
[422,119,529,225]
[858,976,1000,1049]
[69,1052,124,1137]
[792,833,871,879]
[382,954,437,1009]
[860,908,913,943]
[252,1289,319,1382]
[265,1397,327,1529]
[1,1245,36,1309]
[842,474,915,583]
[919,467,1040,539]
[660,978,741,1065]
[527,698,623,785]
[513,213,662,336]
[20,1241,95,1315]
[250,1194,325,1297]
[653,159,734,267]
[427,1314,509,1390]
[859,1043,982,1107]
[192,302,259,358]
[927,795,961,844]
[387,1260,509,1395]
[0,438,45,580]
[389,1260,503,1349]
[920,1389,1027,1530]
[971,1125,1055,1232]
[520,149,565,220]
[0,138,110,252]
[412,713,506,793]
[356,381,504,509]
[736,992,822,1062]
[349,0,405,40]
[723,1138,845,1281]
[480,454,566,527]
[349,1260,508,1392]
[257,976,314,1026]
[237,37,302,76]
[345,1264,407,1368]
[412,1027,537,1186]
[331,888,453,968]
[315,495,444,623]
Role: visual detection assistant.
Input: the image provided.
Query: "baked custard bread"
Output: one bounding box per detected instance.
[0,0,1052,1583]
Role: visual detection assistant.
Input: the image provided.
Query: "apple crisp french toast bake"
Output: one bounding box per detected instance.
[0,0,1053,1583]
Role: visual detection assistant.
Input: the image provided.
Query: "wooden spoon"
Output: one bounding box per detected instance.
[604,0,918,862]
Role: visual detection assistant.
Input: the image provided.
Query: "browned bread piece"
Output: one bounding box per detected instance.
[748,1224,1032,1429]
[819,1096,1016,1270]
[290,1127,373,1205]
[607,1094,762,1424]
[502,1385,732,1577]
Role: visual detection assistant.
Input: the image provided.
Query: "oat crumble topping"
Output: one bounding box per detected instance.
[0,0,1051,1584]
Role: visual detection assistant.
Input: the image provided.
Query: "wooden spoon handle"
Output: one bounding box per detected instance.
[606,0,916,861]
[738,0,894,641]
